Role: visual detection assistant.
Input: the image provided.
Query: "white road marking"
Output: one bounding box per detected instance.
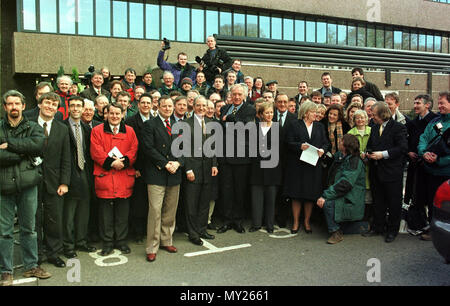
[184,240,252,257]
[259,226,298,239]
[12,277,37,285]
[89,249,128,267]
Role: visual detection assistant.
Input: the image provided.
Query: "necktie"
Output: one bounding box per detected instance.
[186,112,191,119]
[113,126,118,135]
[165,119,172,136]
[43,122,49,146]
[279,113,283,127]
[379,124,383,136]
[74,123,85,170]
[231,106,238,115]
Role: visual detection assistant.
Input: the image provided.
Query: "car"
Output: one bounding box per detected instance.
[431,179,450,264]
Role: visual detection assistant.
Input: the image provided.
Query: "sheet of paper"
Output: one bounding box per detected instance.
[299,143,319,166]
[108,146,123,158]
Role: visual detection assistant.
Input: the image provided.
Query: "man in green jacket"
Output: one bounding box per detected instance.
[0,90,51,286]
[316,134,366,244]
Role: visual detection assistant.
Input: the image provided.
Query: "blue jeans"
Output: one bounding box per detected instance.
[323,200,340,233]
[0,186,39,273]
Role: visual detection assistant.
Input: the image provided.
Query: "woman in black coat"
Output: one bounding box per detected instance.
[284,101,330,234]
[249,102,283,233]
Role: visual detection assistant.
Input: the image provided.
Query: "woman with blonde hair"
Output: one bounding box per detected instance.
[284,101,329,234]
[346,101,363,127]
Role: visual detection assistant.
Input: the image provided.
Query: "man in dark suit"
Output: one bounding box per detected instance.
[63,96,96,258]
[182,96,219,246]
[142,95,184,262]
[80,71,111,102]
[217,84,256,234]
[318,72,341,96]
[365,102,408,243]
[171,96,188,123]
[24,81,63,122]
[273,93,297,228]
[31,92,71,267]
[125,93,152,243]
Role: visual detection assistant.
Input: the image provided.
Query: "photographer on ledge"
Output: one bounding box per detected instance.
[197,35,232,86]
[157,39,196,88]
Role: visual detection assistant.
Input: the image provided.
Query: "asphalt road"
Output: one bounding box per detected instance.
[11,219,450,287]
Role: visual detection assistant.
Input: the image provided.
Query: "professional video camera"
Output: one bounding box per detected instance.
[195,56,224,75]
[82,65,96,86]
[162,37,171,51]
[426,123,450,158]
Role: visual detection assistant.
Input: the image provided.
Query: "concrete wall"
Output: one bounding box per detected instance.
[200,0,450,33]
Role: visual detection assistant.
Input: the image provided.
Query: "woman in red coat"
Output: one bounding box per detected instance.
[90,102,138,256]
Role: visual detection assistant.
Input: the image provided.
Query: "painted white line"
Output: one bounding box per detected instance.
[12,277,37,285]
[259,227,298,239]
[89,249,128,267]
[184,243,252,257]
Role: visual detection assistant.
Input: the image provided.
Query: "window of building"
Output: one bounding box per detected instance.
[146,2,159,40]
[96,0,111,36]
[40,0,57,33]
[394,30,402,49]
[283,17,294,41]
[205,8,218,39]
[306,20,316,43]
[192,6,205,43]
[376,26,384,48]
[233,11,246,37]
[426,33,434,52]
[317,20,326,44]
[434,35,442,52]
[327,22,337,45]
[347,23,356,46]
[410,32,418,51]
[259,14,270,39]
[271,15,282,40]
[246,14,258,38]
[78,0,94,36]
[402,31,410,50]
[385,27,393,49]
[112,0,127,38]
[338,22,347,46]
[59,0,76,35]
[176,6,190,41]
[130,2,144,39]
[219,9,232,36]
[357,24,366,47]
[367,26,375,47]
[23,0,37,31]
[295,18,305,42]
[442,35,449,53]
[419,32,426,51]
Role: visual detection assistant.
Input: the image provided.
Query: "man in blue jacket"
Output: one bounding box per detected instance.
[157,41,196,87]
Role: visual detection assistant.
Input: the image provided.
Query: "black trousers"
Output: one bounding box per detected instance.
[98,198,130,248]
[36,190,64,258]
[63,170,90,251]
[371,176,403,235]
[128,176,149,238]
[184,182,211,239]
[416,170,449,223]
[251,185,278,229]
[220,163,250,226]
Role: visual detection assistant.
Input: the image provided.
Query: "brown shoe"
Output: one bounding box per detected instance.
[327,230,343,244]
[0,273,13,286]
[23,266,52,279]
[161,245,177,253]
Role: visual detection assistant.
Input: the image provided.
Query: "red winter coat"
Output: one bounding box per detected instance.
[90,122,138,199]
[56,90,71,120]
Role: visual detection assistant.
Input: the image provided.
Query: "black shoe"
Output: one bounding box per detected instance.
[48,256,66,268]
[77,245,97,253]
[200,232,215,240]
[64,250,77,259]
[248,226,261,232]
[291,227,299,234]
[304,228,312,234]
[207,223,217,230]
[362,230,381,237]
[385,233,397,243]
[233,224,245,234]
[118,245,131,254]
[189,237,203,246]
[100,247,113,256]
[217,224,232,234]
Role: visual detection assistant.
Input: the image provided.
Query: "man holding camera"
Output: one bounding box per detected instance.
[417,91,450,240]
[198,35,232,86]
[81,71,111,102]
[157,40,196,88]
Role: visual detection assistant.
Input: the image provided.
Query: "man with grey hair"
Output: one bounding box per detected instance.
[56,75,73,120]
[159,71,180,96]
[82,99,102,128]
[0,90,51,285]
[364,101,407,243]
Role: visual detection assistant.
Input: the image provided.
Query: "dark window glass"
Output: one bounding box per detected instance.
[145,3,159,40]
[348,23,356,46]
[338,23,346,45]
[259,15,270,39]
[402,31,410,50]
[96,0,111,36]
[376,27,384,48]
[419,33,426,51]
[367,26,375,47]
[410,32,418,51]
[295,18,305,42]
[357,24,366,46]
[271,15,282,40]
[59,0,76,34]
[177,7,190,41]
[385,28,393,49]
[283,18,293,41]
[394,30,402,49]
[40,0,57,33]
[192,7,205,43]
[23,0,37,31]
[78,0,94,36]
[247,14,258,38]
[306,20,315,42]
[205,9,218,38]
[113,0,127,38]
[234,12,245,36]
[219,10,231,35]
[130,2,144,38]
[317,20,326,43]
[327,22,337,45]
[161,3,175,40]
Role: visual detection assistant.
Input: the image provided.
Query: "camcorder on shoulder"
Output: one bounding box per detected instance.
[82,65,96,86]
[195,56,224,75]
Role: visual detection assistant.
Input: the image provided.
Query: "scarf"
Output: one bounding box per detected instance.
[328,121,343,154]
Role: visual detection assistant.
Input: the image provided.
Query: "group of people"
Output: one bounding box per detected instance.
[1,35,449,286]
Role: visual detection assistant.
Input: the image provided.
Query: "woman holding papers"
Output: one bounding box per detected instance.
[249,102,283,234]
[284,101,330,234]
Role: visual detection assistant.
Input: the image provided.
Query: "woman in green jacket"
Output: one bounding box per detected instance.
[316,134,366,244]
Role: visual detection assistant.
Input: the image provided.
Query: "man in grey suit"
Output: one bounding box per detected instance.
[183,96,218,246]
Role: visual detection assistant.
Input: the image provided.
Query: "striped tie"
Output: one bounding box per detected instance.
[74,123,85,170]
[165,119,172,136]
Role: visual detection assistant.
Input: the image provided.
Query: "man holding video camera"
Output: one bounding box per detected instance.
[197,35,232,86]
[417,91,450,240]
[157,39,196,88]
